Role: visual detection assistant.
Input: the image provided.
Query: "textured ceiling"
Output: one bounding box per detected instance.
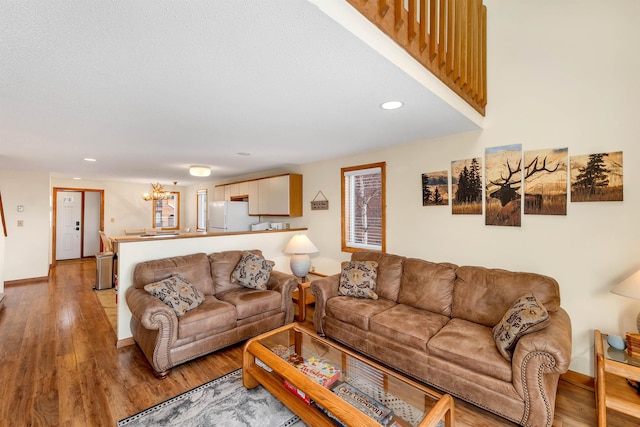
[0,0,480,185]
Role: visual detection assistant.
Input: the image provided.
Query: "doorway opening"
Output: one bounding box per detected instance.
[52,188,105,266]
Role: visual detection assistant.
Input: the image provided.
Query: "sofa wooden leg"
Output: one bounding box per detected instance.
[154,369,171,379]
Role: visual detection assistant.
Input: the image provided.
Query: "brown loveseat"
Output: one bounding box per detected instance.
[126,250,297,378]
[311,252,572,427]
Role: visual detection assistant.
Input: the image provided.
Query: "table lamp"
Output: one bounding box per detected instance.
[611,269,640,333]
[283,234,318,280]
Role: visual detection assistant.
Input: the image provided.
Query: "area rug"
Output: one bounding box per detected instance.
[118,369,306,427]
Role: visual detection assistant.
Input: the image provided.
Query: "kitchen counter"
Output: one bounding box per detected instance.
[111,228,307,243]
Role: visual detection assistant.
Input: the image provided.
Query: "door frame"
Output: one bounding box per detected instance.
[52,187,105,267]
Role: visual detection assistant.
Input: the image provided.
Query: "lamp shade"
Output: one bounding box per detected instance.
[283,234,318,255]
[611,269,640,333]
[611,270,640,300]
[283,234,318,279]
[189,165,211,177]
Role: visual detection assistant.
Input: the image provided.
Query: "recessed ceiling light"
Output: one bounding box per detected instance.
[73,177,82,180]
[237,152,251,156]
[83,158,97,162]
[380,101,404,110]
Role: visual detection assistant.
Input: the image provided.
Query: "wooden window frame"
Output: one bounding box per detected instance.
[341,162,386,253]
[196,189,208,232]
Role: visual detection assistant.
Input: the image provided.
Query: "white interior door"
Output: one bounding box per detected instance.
[56,191,82,260]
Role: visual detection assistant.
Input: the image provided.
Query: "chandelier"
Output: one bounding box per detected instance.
[142,183,171,201]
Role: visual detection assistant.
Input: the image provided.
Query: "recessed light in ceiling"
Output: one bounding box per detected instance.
[380,101,404,110]
[237,152,251,156]
[73,177,82,180]
[83,158,97,162]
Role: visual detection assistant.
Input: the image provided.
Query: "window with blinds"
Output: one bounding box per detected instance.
[341,162,386,252]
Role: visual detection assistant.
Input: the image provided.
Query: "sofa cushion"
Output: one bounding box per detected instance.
[493,292,550,360]
[339,260,379,300]
[398,258,456,317]
[231,251,274,290]
[326,296,396,331]
[209,250,264,294]
[451,265,561,327]
[177,296,236,339]
[370,304,450,352]
[216,288,282,320]
[144,275,205,317]
[134,253,215,295]
[351,252,405,302]
[428,318,512,383]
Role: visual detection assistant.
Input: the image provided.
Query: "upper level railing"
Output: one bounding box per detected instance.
[347,0,486,115]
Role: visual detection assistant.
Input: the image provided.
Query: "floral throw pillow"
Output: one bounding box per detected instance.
[338,260,379,300]
[144,275,205,317]
[231,251,274,290]
[492,292,550,361]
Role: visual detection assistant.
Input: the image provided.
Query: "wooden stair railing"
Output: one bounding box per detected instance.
[347,0,487,116]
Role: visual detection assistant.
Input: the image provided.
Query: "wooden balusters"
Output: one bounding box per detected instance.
[347,0,487,115]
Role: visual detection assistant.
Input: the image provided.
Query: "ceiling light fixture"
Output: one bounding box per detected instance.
[380,100,404,110]
[83,158,97,162]
[142,183,172,201]
[189,165,211,177]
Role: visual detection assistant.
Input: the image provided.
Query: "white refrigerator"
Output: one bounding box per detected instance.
[209,201,255,232]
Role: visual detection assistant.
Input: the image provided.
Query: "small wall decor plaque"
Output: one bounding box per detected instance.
[311,191,329,210]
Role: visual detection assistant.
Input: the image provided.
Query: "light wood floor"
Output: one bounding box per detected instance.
[0,259,638,426]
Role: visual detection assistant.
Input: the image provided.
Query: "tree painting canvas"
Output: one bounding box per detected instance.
[570,152,623,202]
[485,144,523,227]
[523,148,568,215]
[451,158,482,215]
[422,171,449,206]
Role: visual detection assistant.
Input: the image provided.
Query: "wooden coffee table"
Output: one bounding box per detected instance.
[243,323,454,427]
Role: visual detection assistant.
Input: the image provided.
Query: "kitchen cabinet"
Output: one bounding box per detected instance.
[224,183,239,201]
[216,174,302,216]
[248,181,260,215]
[214,186,225,201]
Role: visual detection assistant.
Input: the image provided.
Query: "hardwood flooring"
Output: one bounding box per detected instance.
[0,259,637,426]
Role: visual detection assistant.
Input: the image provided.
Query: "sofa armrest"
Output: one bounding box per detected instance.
[125,287,178,341]
[511,308,572,426]
[267,270,298,324]
[310,274,340,336]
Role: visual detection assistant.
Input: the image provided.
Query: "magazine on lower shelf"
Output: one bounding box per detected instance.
[319,381,395,426]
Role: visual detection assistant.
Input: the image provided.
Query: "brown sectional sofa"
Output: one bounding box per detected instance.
[126,250,297,378]
[311,252,572,427]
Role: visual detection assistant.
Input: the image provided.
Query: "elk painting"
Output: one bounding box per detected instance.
[422,171,449,206]
[485,144,523,226]
[570,151,623,202]
[524,148,568,215]
[451,158,482,214]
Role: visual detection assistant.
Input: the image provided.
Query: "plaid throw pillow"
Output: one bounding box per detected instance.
[144,275,205,317]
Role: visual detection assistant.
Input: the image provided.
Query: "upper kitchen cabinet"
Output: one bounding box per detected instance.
[216,173,302,216]
[255,174,302,216]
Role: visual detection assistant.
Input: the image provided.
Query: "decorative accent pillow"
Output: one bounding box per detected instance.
[144,275,205,317]
[231,251,275,290]
[492,292,550,361]
[338,260,379,300]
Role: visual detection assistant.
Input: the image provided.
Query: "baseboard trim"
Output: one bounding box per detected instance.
[560,369,594,392]
[5,276,49,287]
[117,337,135,348]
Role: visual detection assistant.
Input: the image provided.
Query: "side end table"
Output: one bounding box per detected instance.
[291,273,326,322]
[594,329,640,426]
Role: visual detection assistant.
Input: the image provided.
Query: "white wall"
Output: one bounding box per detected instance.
[291,0,640,376]
[0,170,51,281]
[51,178,187,237]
